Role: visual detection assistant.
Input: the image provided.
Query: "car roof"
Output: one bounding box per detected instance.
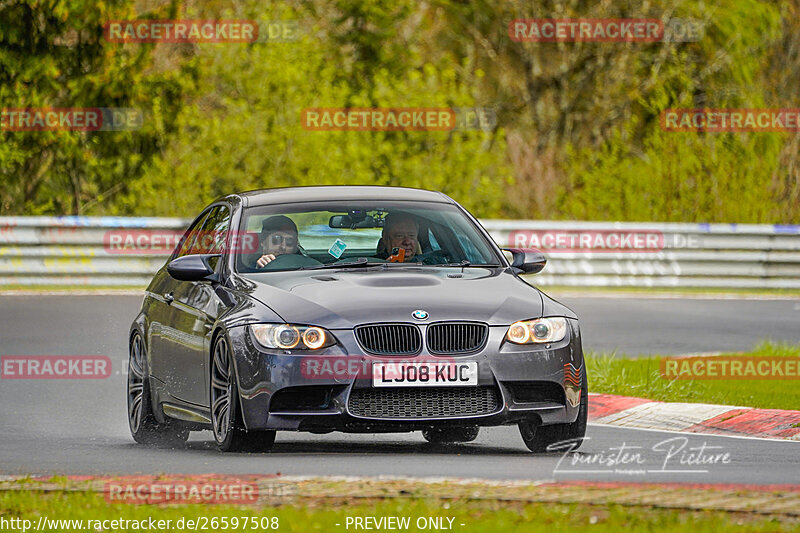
[236,186,454,207]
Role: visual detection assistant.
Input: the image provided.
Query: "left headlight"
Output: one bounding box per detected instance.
[505,317,567,344]
[250,324,337,350]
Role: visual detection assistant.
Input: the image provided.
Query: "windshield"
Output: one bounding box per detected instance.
[234,200,502,273]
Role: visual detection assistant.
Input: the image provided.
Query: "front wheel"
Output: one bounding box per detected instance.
[519,371,587,453]
[211,334,276,453]
[127,332,189,447]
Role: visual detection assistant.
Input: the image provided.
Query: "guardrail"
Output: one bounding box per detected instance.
[0,216,186,287]
[488,220,800,289]
[1,217,799,288]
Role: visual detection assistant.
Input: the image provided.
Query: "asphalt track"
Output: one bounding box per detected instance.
[0,294,798,483]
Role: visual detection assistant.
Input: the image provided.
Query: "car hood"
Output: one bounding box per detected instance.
[240,266,546,329]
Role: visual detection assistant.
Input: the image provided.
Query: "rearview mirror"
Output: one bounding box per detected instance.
[502,248,546,274]
[167,254,221,282]
[329,214,378,229]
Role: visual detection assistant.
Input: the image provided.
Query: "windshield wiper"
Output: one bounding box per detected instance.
[302,258,502,271]
[430,260,503,268]
[301,257,382,270]
[469,263,503,268]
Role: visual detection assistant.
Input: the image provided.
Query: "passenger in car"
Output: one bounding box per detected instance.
[376,212,422,261]
[256,215,301,267]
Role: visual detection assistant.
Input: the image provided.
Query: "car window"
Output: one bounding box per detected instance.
[176,205,230,258]
[197,205,231,254]
[174,209,213,258]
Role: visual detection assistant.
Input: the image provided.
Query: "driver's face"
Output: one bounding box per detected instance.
[385,220,418,259]
[262,230,298,256]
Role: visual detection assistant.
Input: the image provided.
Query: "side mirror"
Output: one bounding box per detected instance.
[167,254,221,282]
[502,248,546,274]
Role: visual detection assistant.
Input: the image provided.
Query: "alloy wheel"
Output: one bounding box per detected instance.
[127,334,145,434]
[211,336,233,443]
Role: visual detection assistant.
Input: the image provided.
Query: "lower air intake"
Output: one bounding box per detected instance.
[348,387,500,419]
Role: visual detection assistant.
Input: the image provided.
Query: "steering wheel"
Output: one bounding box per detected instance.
[413,249,449,265]
[257,253,322,270]
[331,256,386,265]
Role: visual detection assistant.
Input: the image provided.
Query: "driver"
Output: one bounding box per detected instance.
[377,212,422,261]
[256,215,300,267]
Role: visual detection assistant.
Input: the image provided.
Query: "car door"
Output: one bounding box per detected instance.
[148,208,213,388]
[161,204,230,406]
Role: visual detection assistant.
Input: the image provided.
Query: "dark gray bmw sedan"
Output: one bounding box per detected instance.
[128,186,587,452]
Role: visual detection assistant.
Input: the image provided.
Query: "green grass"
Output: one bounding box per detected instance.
[1,490,796,533]
[586,342,800,410]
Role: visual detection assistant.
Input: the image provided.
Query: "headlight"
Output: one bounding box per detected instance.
[250,324,336,350]
[505,317,567,344]
[302,327,327,349]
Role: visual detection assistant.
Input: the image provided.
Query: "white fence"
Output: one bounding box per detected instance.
[1,216,799,288]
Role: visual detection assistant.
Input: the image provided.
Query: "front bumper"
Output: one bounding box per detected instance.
[226,319,585,432]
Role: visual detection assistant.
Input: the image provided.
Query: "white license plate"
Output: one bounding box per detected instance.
[372,362,478,387]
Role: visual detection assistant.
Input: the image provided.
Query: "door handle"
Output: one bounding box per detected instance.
[164,292,174,304]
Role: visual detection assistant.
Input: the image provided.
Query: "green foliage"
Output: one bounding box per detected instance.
[1,0,799,222]
[562,129,785,222]
[559,0,787,222]
[436,0,798,222]
[117,0,511,217]
[0,0,194,215]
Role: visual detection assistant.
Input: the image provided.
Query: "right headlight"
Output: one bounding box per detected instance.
[505,317,567,344]
[250,324,336,350]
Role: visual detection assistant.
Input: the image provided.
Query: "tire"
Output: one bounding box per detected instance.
[518,371,588,453]
[127,332,189,448]
[422,426,480,444]
[211,334,276,453]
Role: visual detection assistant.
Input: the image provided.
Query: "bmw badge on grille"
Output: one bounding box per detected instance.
[412,309,429,320]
